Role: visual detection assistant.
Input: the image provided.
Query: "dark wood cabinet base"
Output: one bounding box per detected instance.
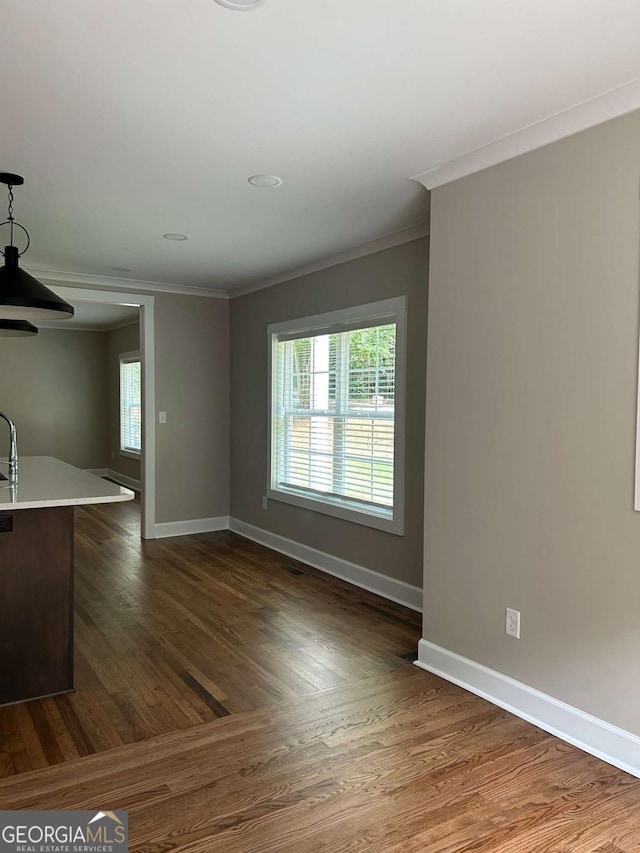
[0,505,74,705]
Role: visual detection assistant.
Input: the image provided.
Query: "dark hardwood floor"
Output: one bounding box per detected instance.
[0,496,420,775]
[1,499,639,851]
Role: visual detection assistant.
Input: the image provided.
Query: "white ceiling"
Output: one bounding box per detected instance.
[39,301,139,332]
[2,1,639,294]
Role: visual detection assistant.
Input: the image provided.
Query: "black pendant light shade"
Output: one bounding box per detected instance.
[0,318,38,337]
[0,173,74,322]
[0,246,74,320]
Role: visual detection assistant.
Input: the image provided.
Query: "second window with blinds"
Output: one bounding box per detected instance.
[267,297,406,534]
[120,351,142,458]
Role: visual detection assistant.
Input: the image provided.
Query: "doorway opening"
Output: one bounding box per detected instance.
[47,286,155,539]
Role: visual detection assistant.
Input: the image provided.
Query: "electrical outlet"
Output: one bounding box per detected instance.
[262,496,268,510]
[159,411,167,424]
[505,607,521,639]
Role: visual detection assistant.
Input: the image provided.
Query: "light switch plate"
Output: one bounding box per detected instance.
[159,411,167,424]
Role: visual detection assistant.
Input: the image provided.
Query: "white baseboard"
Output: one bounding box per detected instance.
[415,639,640,779]
[108,469,142,493]
[84,468,142,492]
[229,517,422,612]
[154,516,230,539]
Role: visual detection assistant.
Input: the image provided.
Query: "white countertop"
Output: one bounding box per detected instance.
[0,456,135,511]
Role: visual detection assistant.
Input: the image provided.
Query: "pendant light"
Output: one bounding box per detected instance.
[0,319,38,337]
[0,173,74,321]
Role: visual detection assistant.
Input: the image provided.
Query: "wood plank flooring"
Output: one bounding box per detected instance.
[1,499,639,850]
[0,496,421,775]
[1,667,639,851]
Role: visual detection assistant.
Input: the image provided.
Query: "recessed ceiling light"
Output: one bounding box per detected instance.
[248,174,283,188]
[214,0,265,10]
[163,233,189,241]
[112,266,133,273]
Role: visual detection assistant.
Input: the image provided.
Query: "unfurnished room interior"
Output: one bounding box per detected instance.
[1,2,640,851]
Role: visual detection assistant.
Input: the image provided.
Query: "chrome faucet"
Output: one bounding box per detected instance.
[0,412,17,481]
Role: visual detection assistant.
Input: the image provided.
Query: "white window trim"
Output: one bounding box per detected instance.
[267,296,407,536]
[120,349,142,458]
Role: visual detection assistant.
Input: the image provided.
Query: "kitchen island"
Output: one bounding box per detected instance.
[0,456,134,706]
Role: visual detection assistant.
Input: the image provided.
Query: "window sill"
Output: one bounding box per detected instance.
[267,485,403,536]
[120,449,141,460]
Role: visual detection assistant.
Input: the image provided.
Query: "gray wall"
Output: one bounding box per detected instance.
[107,321,141,484]
[0,328,109,470]
[424,109,640,732]
[39,288,231,527]
[154,293,230,524]
[230,238,429,588]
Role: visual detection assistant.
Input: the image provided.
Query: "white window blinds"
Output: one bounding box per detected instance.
[120,354,141,454]
[272,321,397,518]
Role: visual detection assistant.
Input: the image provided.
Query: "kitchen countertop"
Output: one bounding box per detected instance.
[0,456,135,511]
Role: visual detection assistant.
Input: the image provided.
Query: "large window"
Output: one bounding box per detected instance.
[268,297,406,534]
[120,351,141,457]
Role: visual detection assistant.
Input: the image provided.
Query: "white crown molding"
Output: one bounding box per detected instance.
[229,517,423,611]
[38,323,106,333]
[105,318,140,333]
[25,266,229,300]
[24,221,431,302]
[229,221,430,299]
[38,320,139,333]
[412,77,640,190]
[416,639,640,779]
